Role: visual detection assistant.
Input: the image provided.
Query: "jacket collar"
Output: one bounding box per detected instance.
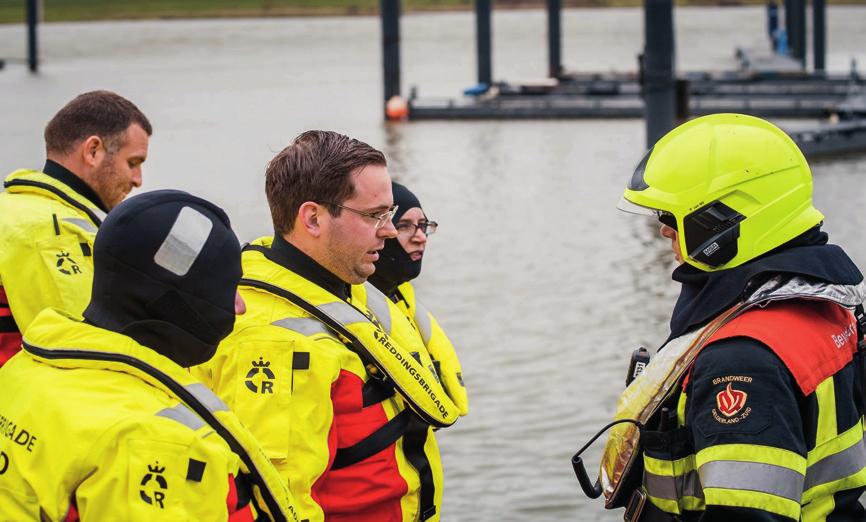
[43,160,108,213]
[668,242,863,341]
[260,235,351,301]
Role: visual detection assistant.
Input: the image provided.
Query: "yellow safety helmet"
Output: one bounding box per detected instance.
[618,113,824,271]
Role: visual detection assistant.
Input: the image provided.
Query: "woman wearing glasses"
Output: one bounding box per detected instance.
[369,182,469,422]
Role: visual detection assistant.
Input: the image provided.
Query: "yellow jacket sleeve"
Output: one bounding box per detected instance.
[1,217,95,333]
[196,324,341,522]
[74,415,242,521]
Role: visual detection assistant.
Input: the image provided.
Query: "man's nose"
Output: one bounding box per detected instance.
[380,219,398,239]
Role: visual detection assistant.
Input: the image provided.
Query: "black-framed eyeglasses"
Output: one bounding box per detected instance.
[396,220,438,237]
[319,201,398,229]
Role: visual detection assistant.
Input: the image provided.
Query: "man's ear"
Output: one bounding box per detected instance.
[297,201,325,238]
[79,135,104,168]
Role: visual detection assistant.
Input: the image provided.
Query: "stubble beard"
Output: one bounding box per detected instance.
[324,231,367,285]
[92,153,123,210]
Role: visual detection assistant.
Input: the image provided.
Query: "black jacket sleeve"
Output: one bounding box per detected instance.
[688,337,805,522]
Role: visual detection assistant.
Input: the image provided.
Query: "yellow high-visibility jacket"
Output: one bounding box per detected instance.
[194,238,455,522]
[0,308,298,522]
[0,168,103,365]
[356,281,468,417]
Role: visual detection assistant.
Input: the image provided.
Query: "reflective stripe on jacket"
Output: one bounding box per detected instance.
[631,278,866,521]
[193,237,447,522]
[0,169,104,365]
[0,308,296,521]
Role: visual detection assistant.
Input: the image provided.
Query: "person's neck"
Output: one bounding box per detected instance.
[273,233,351,300]
[42,158,108,212]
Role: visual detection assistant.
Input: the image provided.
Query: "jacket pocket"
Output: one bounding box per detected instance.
[232,341,292,461]
[36,233,93,319]
[125,439,190,520]
[641,426,703,515]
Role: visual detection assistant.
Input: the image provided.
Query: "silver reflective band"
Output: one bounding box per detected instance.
[746,275,866,309]
[62,217,97,234]
[414,299,433,345]
[644,469,704,501]
[699,460,804,502]
[185,383,229,412]
[363,283,392,332]
[805,437,866,491]
[153,206,213,276]
[156,403,205,431]
[319,301,368,326]
[273,317,335,338]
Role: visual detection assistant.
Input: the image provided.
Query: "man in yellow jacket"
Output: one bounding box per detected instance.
[0,90,151,366]
[195,131,459,521]
[0,190,298,521]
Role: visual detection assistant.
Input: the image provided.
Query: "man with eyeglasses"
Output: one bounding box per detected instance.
[193,131,459,522]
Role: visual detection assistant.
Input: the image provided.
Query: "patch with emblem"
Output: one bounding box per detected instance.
[139,461,168,509]
[55,251,82,275]
[711,376,752,424]
[244,357,276,394]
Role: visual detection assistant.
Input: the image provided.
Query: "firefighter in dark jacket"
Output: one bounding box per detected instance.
[602,113,866,522]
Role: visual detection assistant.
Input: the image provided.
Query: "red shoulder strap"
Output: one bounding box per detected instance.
[705,300,857,396]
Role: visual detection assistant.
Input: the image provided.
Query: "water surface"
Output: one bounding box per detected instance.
[2,7,865,519]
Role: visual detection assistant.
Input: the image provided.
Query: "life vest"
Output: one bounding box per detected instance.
[0,169,104,365]
[0,308,297,521]
[195,238,454,521]
[349,280,470,521]
[382,282,469,417]
[600,276,866,519]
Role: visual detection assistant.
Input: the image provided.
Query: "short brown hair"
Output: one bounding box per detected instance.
[44,90,152,155]
[266,130,387,234]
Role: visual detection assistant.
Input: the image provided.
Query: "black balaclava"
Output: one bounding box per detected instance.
[369,182,424,297]
[83,190,242,367]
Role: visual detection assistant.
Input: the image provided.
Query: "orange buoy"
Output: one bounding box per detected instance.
[385,95,409,121]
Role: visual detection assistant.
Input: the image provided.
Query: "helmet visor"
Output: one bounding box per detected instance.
[616,196,657,216]
[617,197,678,230]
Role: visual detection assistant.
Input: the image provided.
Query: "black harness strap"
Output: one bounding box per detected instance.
[331,410,412,470]
[5,179,102,227]
[0,315,18,334]
[401,415,437,520]
[362,379,396,407]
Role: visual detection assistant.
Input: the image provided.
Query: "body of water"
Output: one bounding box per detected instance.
[2,6,866,519]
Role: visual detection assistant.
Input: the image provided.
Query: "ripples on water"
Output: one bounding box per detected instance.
[1,7,865,520]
